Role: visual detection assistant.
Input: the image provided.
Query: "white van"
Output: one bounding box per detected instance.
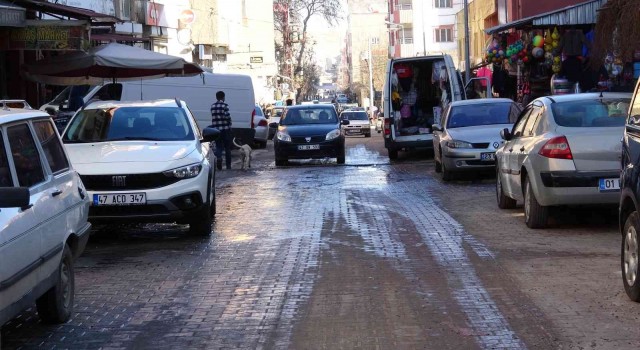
[52,73,256,144]
[382,54,465,159]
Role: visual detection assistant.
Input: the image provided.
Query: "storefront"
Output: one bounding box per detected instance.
[0,0,120,107]
[482,0,629,105]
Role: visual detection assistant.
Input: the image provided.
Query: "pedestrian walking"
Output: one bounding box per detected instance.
[211,90,233,170]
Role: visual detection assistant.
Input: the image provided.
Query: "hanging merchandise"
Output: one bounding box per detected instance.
[485,38,505,64]
[551,27,561,73]
[506,40,526,65]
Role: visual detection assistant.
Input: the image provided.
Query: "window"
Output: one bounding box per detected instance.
[371,37,380,45]
[33,120,70,174]
[511,108,532,137]
[552,98,630,127]
[435,28,453,43]
[523,106,542,136]
[7,124,45,187]
[93,83,123,101]
[435,0,452,8]
[0,132,13,187]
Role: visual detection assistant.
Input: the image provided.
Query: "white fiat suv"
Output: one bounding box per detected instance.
[0,108,91,327]
[61,99,220,235]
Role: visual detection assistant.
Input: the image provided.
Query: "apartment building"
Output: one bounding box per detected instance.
[387,0,463,59]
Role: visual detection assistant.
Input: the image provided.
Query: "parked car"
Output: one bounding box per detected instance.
[253,105,268,148]
[0,108,91,327]
[619,81,640,301]
[266,106,285,140]
[61,99,220,235]
[340,109,372,137]
[432,98,521,181]
[496,92,631,228]
[272,104,349,166]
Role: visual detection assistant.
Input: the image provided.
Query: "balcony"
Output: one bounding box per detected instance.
[399,9,412,24]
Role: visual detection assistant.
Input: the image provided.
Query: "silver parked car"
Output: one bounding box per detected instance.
[495,92,631,228]
[340,109,372,137]
[432,98,521,181]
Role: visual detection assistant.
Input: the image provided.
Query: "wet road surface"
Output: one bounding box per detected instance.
[2,131,640,349]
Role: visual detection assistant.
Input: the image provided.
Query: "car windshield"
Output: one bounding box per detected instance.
[254,106,264,116]
[63,106,195,143]
[281,107,338,125]
[342,111,368,120]
[447,102,518,128]
[551,98,630,127]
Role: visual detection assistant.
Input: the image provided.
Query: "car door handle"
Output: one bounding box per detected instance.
[520,147,525,152]
[52,189,63,197]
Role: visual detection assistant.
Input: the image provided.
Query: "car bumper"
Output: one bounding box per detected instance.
[343,126,370,135]
[254,125,268,143]
[275,138,344,159]
[442,149,496,171]
[534,170,621,206]
[85,171,209,223]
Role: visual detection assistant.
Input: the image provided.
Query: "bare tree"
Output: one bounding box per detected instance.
[273,0,341,102]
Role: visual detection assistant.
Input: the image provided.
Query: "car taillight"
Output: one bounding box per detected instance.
[258,119,268,127]
[251,109,256,129]
[538,136,573,159]
[384,118,391,136]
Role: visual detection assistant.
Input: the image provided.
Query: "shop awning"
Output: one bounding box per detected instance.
[91,33,149,42]
[485,0,608,34]
[10,0,120,24]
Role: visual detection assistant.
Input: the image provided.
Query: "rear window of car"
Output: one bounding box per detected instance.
[447,102,519,128]
[254,106,264,116]
[63,106,195,142]
[551,98,630,127]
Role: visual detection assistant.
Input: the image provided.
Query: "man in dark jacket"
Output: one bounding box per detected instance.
[211,91,233,170]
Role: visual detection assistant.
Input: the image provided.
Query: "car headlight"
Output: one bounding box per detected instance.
[326,129,341,140]
[445,140,473,149]
[276,131,291,142]
[163,162,203,179]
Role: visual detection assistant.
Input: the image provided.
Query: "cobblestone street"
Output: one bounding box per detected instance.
[2,132,639,349]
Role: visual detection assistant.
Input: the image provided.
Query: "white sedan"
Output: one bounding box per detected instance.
[432,98,522,181]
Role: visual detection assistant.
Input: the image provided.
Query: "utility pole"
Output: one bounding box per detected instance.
[368,37,374,120]
[421,0,426,56]
[463,0,471,83]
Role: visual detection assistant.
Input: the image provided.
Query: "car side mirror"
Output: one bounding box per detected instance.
[341,119,350,125]
[500,128,512,141]
[202,127,220,143]
[432,124,442,132]
[268,122,278,128]
[0,187,30,209]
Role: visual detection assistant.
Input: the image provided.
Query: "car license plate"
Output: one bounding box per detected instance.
[480,152,495,161]
[598,178,620,192]
[298,144,320,150]
[93,193,146,206]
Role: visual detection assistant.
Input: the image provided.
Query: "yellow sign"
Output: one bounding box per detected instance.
[1,25,88,50]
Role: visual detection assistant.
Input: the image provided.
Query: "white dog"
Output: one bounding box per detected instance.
[233,137,252,170]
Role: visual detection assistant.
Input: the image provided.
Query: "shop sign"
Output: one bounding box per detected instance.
[250,56,263,64]
[0,24,88,50]
[146,2,169,27]
[0,7,26,27]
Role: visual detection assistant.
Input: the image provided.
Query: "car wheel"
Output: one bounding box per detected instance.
[496,167,516,209]
[36,244,74,324]
[388,148,398,160]
[524,176,548,228]
[189,180,213,236]
[337,147,346,164]
[623,211,640,301]
[441,158,453,182]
